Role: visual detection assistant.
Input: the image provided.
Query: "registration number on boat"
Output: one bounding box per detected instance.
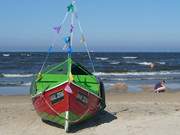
[50,91,64,104]
[76,92,88,105]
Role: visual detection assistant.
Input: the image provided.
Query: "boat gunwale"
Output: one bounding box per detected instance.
[31,81,68,98]
[31,81,101,99]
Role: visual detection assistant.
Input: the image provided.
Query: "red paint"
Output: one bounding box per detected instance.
[32,82,100,120]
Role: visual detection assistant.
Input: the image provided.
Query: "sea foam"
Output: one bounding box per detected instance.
[94,71,180,76]
[122,56,137,59]
[2,74,33,78]
[2,54,10,57]
[95,57,109,61]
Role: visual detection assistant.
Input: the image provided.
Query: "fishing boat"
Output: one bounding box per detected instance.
[30,0,106,132]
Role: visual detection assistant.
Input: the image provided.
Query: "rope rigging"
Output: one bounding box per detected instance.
[38,0,96,75]
[39,12,69,74]
[33,0,104,128]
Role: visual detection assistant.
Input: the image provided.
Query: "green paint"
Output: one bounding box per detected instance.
[67,4,74,12]
[30,58,100,97]
[39,111,93,126]
[73,75,99,95]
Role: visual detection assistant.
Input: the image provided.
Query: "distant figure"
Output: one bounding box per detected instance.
[150,63,155,69]
[154,80,166,93]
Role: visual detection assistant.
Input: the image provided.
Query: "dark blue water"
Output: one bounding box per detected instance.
[0,52,180,95]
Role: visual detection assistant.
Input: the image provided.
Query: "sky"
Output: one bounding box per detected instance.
[0,0,180,52]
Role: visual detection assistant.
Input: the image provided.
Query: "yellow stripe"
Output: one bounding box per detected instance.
[69,72,73,82]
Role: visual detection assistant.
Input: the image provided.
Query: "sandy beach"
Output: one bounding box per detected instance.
[0,91,180,135]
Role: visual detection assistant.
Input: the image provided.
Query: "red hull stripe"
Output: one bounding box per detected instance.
[33,82,100,123]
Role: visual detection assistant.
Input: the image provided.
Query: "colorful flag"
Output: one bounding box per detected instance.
[65,84,73,94]
[67,47,72,54]
[64,36,71,44]
[67,4,74,12]
[48,45,53,53]
[53,26,61,34]
[69,72,74,82]
[70,24,74,33]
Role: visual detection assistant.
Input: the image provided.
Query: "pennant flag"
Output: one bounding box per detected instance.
[80,35,85,43]
[62,45,72,54]
[67,4,74,12]
[63,36,72,54]
[48,45,53,53]
[69,72,74,82]
[64,84,73,94]
[70,25,74,33]
[53,26,61,34]
[67,47,72,54]
[64,36,71,44]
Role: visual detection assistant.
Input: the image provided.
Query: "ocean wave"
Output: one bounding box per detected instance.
[2,53,10,57]
[0,82,31,87]
[138,62,153,66]
[1,74,33,78]
[156,62,166,65]
[22,82,31,86]
[95,57,109,61]
[94,71,180,76]
[122,56,137,59]
[110,61,120,65]
[20,53,31,57]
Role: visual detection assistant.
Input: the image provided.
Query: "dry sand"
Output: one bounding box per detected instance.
[0,91,180,135]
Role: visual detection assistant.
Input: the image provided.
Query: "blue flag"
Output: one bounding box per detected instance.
[64,36,71,44]
[48,46,53,53]
[67,46,72,54]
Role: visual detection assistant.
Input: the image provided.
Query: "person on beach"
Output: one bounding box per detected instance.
[154,80,166,93]
[150,63,155,69]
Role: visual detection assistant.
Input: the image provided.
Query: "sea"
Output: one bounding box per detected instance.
[0,52,180,95]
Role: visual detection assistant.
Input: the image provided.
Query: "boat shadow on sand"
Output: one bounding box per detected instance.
[42,110,117,132]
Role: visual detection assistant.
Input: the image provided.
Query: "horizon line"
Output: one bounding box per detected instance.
[1,51,180,53]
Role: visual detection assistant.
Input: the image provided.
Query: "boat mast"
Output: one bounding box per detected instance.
[66,0,75,85]
[39,0,96,75]
[68,0,75,59]
[65,2,75,132]
[70,1,75,56]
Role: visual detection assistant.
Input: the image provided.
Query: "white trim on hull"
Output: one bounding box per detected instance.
[72,82,101,99]
[65,111,69,132]
[31,81,68,98]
